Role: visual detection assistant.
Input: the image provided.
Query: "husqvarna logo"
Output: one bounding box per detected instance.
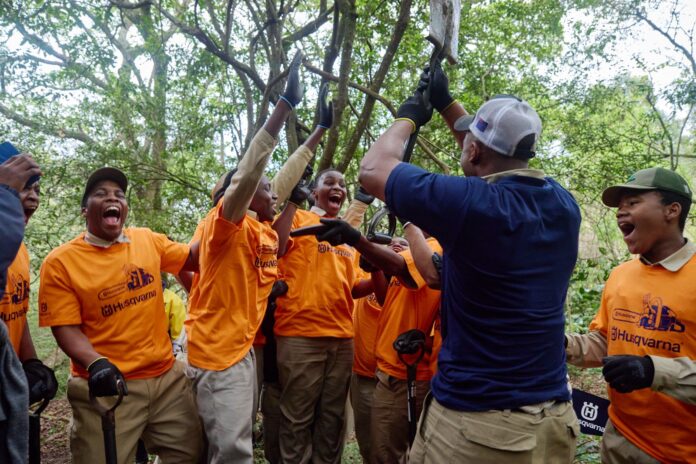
[581,402,598,421]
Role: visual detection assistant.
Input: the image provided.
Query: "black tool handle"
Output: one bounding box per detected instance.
[29,414,41,464]
[102,412,118,464]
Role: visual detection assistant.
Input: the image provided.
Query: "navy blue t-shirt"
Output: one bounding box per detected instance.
[385,163,580,411]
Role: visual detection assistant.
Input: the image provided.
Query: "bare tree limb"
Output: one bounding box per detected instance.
[303,62,397,117]
[635,9,696,76]
[0,102,97,145]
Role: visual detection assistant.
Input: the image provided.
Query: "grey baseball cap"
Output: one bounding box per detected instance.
[454,96,542,159]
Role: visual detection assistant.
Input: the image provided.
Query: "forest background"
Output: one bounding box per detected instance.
[1,0,695,462]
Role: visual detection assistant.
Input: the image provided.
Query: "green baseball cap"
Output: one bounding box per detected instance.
[602,167,693,207]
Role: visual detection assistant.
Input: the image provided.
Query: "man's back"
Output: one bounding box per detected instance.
[386,165,581,410]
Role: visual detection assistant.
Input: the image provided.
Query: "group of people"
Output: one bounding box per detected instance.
[0,50,694,464]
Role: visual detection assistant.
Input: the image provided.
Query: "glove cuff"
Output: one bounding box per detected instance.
[394,118,417,134]
[22,358,42,367]
[317,123,331,129]
[438,99,457,113]
[278,95,296,110]
[87,356,108,372]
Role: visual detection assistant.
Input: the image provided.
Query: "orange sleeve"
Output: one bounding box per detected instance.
[403,239,442,290]
[589,280,612,338]
[38,257,82,327]
[151,231,190,274]
[207,203,247,250]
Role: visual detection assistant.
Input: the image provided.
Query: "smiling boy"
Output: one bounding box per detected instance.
[273,169,376,464]
[566,167,696,463]
[39,167,203,463]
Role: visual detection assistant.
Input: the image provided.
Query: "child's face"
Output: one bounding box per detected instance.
[616,190,675,257]
[312,171,346,217]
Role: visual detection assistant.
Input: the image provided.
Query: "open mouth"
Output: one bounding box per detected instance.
[23,206,37,218]
[328,193,343,209]
[103,205,121,226]
[618,222,635,239]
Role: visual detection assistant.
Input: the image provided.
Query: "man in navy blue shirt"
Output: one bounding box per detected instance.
[359,65,581,463]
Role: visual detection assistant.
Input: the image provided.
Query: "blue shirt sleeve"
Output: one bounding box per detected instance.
[0,184,25,300]
[385,163,482,250]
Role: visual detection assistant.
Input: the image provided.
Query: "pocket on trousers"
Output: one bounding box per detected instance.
[460,416,537,452]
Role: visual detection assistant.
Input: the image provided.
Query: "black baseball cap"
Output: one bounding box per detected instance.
[82,167,128,207]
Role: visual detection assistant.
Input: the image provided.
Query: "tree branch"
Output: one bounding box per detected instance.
[635,9,696,76]
[303,62,397,115]
[0,102,97,145]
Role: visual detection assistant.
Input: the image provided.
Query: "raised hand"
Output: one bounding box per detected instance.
[317,82,334,129]
[280,51,304,109]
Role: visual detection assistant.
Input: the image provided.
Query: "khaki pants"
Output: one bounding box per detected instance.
[409,395,578,464]
[67,360,202,464]
[187,349,257,464]
[349,373,377,462]
[601,420,660,464]
[277,336,353,464]
[369,370,430,464]
[261,382,282,464]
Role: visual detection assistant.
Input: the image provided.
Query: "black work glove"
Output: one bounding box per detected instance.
[280,51,304,109]
[88,358,128,397]
[396,89,433,133]
[316,218,362,246]
[270,280,289,300]
[289,164,314,206]
[289,180,311,206]
[23,359,58,404]
[354,186,375,205]
[418,61,454,112]
[317,82,333,129]
[602,355,655,393]
[359,255,378,273]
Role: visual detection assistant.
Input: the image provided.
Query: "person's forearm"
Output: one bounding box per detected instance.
[650,356,696,405]
[351,279,374,299]
[359,121,412,200]
[271,144,314,205]
[179,241,199,273]
[222,129,277,223]
[354,236,406,277]
[264,99,293,137]
[273,203,298,257]
[176,271,193,293]
[440,101,468,149]
[371,270,389,306]
[565,331,608,368]
[52,325,102,369]
[343,199,369,229]
[403,224,440,289]
[18,320,37,362]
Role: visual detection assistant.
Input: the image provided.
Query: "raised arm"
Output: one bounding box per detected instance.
[272,83,333,204]
[359,84,432,200]
[222,52,304,223]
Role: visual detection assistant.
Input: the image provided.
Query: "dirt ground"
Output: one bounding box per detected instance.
[37,398,71,464]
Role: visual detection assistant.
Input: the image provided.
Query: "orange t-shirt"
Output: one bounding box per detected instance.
[589,257,696,463]
[186,203,279,371]
[375,238,442,381]
[353,290,382,378]
[39,228,189,380]
[274,209,357,338]
[1,242,30,354]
